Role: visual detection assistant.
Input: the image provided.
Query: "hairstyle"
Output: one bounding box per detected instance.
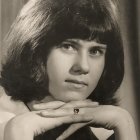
[0,0,124,104]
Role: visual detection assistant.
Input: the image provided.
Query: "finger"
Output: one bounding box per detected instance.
[61,100,99,108]
[57,115,93,125]
[33,99,91,110]
[39,108,74,117]
[33,100,99,110]
[39,106,95,117]
[31,112,93,135]
[38,114,93,133]
[33,101,65,110]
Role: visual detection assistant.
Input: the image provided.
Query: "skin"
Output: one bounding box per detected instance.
[4,99,137,140]
[46,39,106,102]
[3,39,137,140]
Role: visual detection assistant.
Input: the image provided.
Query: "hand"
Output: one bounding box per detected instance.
[4,100,97,140]
[35,101,137,140]
[56,105,137,140]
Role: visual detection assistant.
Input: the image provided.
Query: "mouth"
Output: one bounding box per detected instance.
[65,79,88,88]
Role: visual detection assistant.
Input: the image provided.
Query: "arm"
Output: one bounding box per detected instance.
[35,102,137,140]
[114,109,137,140]
[4,118,34,140]
[57,105,137,140]
[3,100,97,140]
[0,111,16,140]
[5,100,136,140]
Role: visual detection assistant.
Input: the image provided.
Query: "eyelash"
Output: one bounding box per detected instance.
[89,47,104,56]
[58,43,105,56]
[59,43,77,51]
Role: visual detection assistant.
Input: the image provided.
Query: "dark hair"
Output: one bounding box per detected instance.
[0,0,124,104]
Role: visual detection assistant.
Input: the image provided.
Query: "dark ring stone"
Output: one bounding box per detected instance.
[74,108,79,114]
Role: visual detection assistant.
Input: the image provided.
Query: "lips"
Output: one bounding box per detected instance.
[65,79,88,86]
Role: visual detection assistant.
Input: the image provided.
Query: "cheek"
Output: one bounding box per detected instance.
[46,50,73,96]
[46,54,63,88]
[47,52,72,83]
[46,55,63,97]
[46,48,76,81]
[88,59,105,89]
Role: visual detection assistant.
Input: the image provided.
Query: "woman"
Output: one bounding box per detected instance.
[0,0,137,139]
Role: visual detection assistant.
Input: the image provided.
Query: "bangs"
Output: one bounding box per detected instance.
[43,0,116,47]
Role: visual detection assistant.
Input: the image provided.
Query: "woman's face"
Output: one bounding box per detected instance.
[46,39,107,102]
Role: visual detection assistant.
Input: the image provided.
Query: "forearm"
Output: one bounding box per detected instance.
[114,111,137,140]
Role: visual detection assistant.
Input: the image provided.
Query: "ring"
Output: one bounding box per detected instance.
[74,108,79,115]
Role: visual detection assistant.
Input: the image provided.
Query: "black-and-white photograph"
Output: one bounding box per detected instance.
[0,0,139,140]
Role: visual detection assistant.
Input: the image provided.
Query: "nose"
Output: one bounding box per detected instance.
[70,53,90,75]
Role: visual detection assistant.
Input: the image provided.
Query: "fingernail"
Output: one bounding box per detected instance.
[33,104,40,108]
[40,110,51,116]
[91,102,99,105]
[86,99,92,101]
[33,103,45,109]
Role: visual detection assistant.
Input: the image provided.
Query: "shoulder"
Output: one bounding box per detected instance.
[0,110,16,140]
[0,111,15,124]
[0,88,16,123]
[0,111,16,140]
[0,87,29,140]
[0,87,29,123]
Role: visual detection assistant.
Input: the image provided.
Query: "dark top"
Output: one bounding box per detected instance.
[34,125,115,140]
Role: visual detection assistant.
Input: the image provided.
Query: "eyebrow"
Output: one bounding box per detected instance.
[64,39,107,49]
[63,39,79,45]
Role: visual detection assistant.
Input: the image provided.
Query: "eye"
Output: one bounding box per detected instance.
[59,42,77,52]
[89,47,105,56]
